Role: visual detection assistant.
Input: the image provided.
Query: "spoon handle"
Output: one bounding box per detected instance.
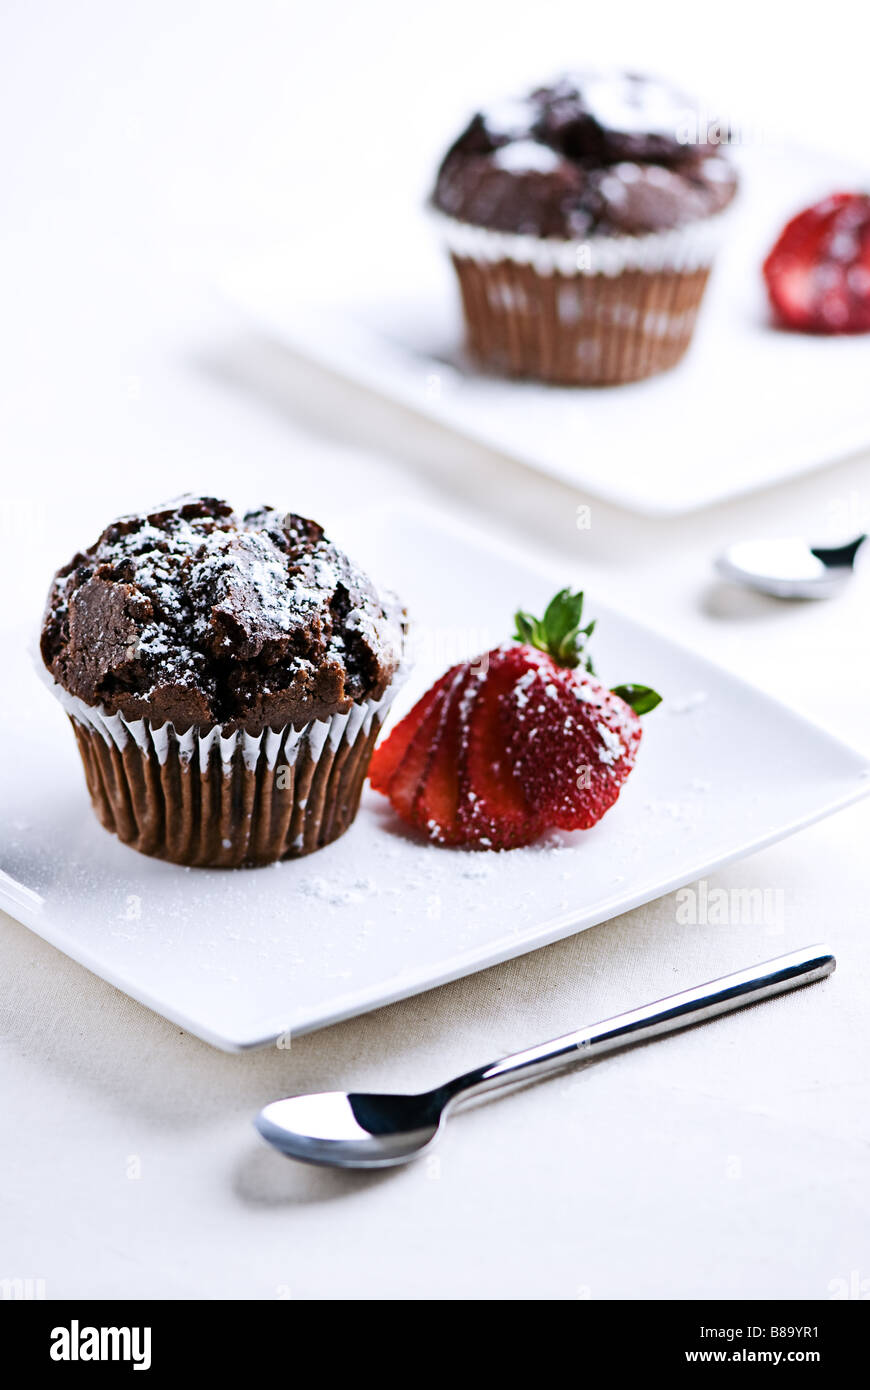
[442,945,834,1106]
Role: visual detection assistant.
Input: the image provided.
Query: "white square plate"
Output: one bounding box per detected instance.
[223,145,870,516]
[1,503,867,1050]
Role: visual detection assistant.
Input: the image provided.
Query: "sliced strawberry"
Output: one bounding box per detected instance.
[763,192,870,334]
[368,588,660,852]
[369,666,457,794]
[457,648,542,850]
[413,665,478,844]
[498,649,642,831]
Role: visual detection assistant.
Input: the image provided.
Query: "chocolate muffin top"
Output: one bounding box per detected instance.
[40,497,405,734]
[432,72,738,239]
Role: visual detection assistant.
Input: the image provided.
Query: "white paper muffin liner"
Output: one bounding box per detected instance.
[432,207,732,277]
[44,669,406,867]
[50,678,402,775]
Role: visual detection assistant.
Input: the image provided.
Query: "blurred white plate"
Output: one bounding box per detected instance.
[223,145,870,516]
[1,502,867,1050]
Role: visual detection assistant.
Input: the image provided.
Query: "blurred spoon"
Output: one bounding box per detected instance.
[716,534,866,599]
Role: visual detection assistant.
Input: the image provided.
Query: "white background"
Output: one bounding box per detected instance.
[1,0,869,1299]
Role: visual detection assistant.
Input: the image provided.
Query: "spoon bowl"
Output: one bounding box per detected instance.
[716,534,866,599]
[256,1090,443,1168]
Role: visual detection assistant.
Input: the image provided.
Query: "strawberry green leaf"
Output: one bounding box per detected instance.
[544,589,584,647]
[611,684,662,715]
[513,611,537,646]
[513,589,595,670]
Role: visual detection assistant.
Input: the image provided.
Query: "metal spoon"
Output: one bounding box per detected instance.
[254,944,834,1170]
[715,534,866,599]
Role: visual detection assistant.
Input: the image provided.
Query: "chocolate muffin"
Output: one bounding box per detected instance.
[432,72,738,384]
[40,497,406,866]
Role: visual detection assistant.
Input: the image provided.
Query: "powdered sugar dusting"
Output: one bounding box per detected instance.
[596,720,626,766]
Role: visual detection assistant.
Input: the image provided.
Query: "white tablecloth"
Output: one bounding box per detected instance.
[1,0,868,1300]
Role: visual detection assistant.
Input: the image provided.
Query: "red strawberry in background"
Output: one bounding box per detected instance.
[763,192,870,334]
[369,589,661,850]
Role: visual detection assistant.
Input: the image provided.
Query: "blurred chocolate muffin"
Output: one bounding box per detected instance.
[432,72,738,384]
[40,497,406,866]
